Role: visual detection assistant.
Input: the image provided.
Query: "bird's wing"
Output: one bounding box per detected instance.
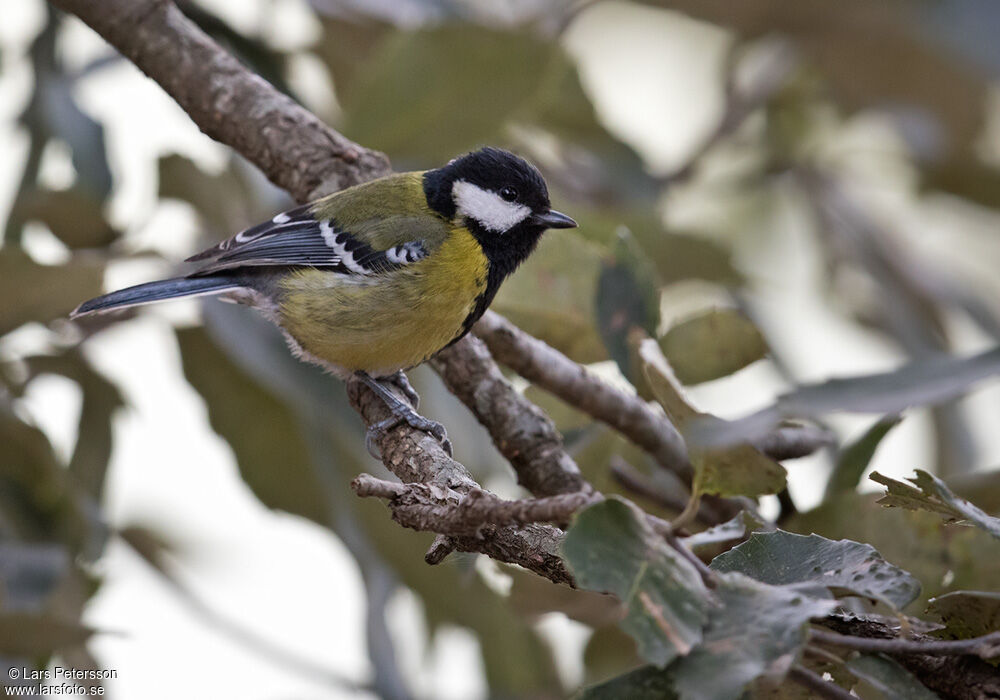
[187,173,450,276]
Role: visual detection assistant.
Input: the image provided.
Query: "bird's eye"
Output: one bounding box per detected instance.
[499,186,518,202]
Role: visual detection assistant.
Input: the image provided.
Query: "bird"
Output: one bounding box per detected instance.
[73,147,577,455]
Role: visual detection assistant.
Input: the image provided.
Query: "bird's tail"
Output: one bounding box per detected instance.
[72,275,242,317]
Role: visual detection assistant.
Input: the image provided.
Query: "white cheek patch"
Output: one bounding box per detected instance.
[452,180,531,233]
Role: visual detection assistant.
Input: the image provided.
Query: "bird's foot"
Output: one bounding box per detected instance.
[365,410,452,459]
[356,372,452,459]
[385,370,420,409]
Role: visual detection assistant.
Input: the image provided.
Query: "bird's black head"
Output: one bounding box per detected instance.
[424,147,576,278]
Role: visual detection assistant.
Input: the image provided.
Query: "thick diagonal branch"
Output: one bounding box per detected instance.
[50,0,390,202]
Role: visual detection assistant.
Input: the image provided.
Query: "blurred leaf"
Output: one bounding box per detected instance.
[786,492,1000,608]
[341,26,555,163]
[28,352,123,501]
[176,327,329,526]
[682,510,766,552]
[158,154,261,235]
[597,230,660,398]
[19,187,119,248]
[493,229,607,363]
[824,415,902,499]
[0,405,91,553]
[689,346,1000,448]
[871,469,1000,540]
[639,338,786,497]
[506,566,623,628]
[582,625,641,687]
[523,384,592,434]
[710,531,921,609]
[660,309,768,386]
[0,613,92,656]
[669,572,836,700]
[846,654,938,700]
[926,591,1000,640]
[0,250,103,336]
[582,664,677,700]
[585,573,837,700]
[0,542,69,611]
[562,498,710,667]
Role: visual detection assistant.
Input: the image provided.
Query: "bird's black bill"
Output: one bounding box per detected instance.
[532,209,577,229]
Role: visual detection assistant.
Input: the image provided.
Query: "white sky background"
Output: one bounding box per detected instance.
[3,0,1000,698]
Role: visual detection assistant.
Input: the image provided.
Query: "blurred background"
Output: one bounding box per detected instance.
[3,0,1000,697]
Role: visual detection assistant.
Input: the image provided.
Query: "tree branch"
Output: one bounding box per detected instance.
[346,378,574,585]
[787,666,855,700]
[50,0,390,203]
[431,335,591,497]
[811,628,1000,660]
[352,474,600,533]
[474,311,830,477]
[818,617,1000,700]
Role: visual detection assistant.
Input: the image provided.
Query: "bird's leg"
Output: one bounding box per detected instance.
[355,371,452,458]
[385,370,420,409]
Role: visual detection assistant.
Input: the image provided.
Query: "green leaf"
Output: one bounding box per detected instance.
[710,531,921,609]
[786,492,1000,609]
[28,352,123,501]
[689,346,1000,448]
[846,654,938,700]
[926,590,1000,639]
[0,613,93,656]
[871,469,1000,540]
[562,498,710,667]
[597,230,661,398]
[176,327,330,526]
[682,511,766,552]
[493,229,608,363]
[581,665,678,700]
[18,187,119,249]
[824,415,902,499]
[670,572,836,700]
[639,337,786,497]
[0,250,103,336]
[661,309,768,386]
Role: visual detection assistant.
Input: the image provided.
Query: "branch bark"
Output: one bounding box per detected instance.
[431,335,591,497]
[50,0,390,203]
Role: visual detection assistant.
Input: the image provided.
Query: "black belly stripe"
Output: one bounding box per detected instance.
[442,264,504,350]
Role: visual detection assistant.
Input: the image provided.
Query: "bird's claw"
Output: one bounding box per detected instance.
[365,412,452,459]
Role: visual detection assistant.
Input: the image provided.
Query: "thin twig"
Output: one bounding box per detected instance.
[811,628,1000,660]
[788,665,855,700]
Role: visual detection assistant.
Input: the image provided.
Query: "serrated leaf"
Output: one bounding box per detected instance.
[661,309,768,386]
[493,229,608,363]
[787,491,1000,609]
[846,654,938,700]
[639,338,786,498]
[671,572,836,700]
[562,498,710,667]
[710,531,921,609]
[927,590,1000,639]
[689,346,1000,448]
[824,415,902,499]
[0,250,103,336]
[871,469,1000,540]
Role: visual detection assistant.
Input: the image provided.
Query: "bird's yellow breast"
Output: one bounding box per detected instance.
[277,227,488,376]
